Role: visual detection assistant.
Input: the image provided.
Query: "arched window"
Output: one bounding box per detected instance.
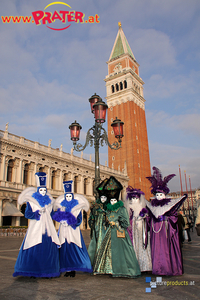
[120,82,123,90]
[7,159,14,182]
[74,176,78,193]
[23,163,29,185]
[124,80,127,89]
[111,85,115,93]
[51,170,56,190]
[116,83,119,92]
[84,178,87,195]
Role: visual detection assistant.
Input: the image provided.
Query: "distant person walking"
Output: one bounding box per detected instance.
[182,211,192,243]
[177,211,185,246]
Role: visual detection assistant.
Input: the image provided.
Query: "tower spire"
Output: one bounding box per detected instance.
[109,24,135,62]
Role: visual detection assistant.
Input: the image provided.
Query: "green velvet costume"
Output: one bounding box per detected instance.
[88,201,108,266]
[92,201,141,278]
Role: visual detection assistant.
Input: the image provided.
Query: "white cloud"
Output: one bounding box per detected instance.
[147,110,200,138]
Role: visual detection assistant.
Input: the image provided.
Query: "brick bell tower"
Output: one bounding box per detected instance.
[104,23,151,199]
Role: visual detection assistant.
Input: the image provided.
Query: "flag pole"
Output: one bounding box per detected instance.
[179,165,184,211]
[184,170,189,213]
[189,176,194,212]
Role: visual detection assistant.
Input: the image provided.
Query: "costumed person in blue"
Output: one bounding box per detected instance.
[52,180,93,277]
[13,172,61,278]
[92,176,141,278]
[124,186,152,272]
[88,178,109,266]
[145,166,187,275]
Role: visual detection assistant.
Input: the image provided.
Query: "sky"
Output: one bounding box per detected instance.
[0,0,200,193]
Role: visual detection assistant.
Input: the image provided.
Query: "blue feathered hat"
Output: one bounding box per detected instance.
[35,172,47,188]
[63,180,73,195]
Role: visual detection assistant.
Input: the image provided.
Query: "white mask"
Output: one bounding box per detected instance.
[65,194,73,201]
[39,187,46,196]
[155,192,165,200]
[110,198,117,205]
[100,195,107,203]
[129,197,139,205]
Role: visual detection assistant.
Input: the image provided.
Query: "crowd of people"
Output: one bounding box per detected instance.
[13,166,199,279]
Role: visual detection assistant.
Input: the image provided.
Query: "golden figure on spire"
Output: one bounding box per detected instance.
[118,22,121,28]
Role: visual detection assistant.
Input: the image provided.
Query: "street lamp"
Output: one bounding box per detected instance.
[69,93,124,199]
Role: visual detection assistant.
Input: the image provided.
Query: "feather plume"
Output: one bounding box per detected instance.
[163,174,176,184]
[146,166,175,195]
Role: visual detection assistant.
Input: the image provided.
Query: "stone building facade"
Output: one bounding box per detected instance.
[0,127,129,229]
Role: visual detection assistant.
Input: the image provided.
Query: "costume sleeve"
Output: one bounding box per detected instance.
[25,202,40,220]
[68,212,82,229]
[76,212,82,227]
[167,214,179,239]
[118,207,130,229]
[169,194,187,215]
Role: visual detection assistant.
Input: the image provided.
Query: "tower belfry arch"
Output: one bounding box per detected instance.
[105,23,151,199]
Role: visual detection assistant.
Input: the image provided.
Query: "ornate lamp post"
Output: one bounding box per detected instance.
[69,93,124,198]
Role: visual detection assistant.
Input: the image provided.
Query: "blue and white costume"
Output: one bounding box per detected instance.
[13,172,60,278]
[53,181,93,275]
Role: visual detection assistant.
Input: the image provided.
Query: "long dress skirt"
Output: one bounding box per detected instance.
[13,233,60,278]
[60,233,93,273]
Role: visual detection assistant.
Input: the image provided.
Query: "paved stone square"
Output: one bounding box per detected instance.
[0,230,199,300]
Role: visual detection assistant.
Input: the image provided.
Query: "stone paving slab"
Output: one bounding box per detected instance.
[0,230,199,300]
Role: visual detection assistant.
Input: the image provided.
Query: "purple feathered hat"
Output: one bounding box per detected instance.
[126,186,145,200]
[146,166,176,195]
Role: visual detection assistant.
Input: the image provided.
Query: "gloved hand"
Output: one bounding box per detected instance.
[34,210,41,221]
[60,220,68,226]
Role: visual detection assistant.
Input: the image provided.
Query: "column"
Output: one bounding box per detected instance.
[47,167,51,190]
[59,170,63,191]
[0,155,6,181]
[79,175,84,194]
[32,163,37,186]
[55,170,60,190]
[88,177,94,196]
[4,157,9,182]
[13,159,19,183]
[15,158,21,183]
[20,160,26,184]
[29,163,35,186]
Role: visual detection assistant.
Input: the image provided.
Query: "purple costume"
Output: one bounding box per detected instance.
[146,195,187,275]
[146,167,187,276]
